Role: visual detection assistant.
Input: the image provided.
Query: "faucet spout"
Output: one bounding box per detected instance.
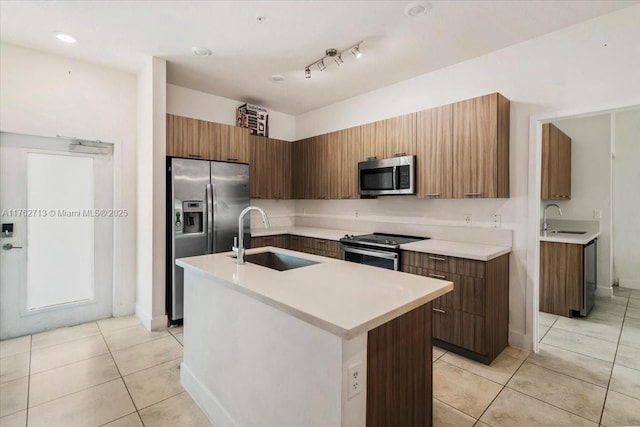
[234,206,270,265]
[542,203,562,232]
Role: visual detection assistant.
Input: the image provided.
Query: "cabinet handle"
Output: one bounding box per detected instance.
[428,255,446,261]
[187,154,203,158]
[425,193,440,197]
[340,195,351,199]
[432,308,446,314]
[463,192,482,196]
[274,196,284,199]
[315,240,326,244]
[291,237,299,240]
[317,196,327,199]
[227,158,239,162]
[394,152,406,157]
[429,273,446,279]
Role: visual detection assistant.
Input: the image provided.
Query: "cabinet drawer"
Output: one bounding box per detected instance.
[453,258,485,279]
[425,253,454,272]
[288,235,301,252]
[313,238,329,250]
[428,271,484,315]
[432,307,461,347]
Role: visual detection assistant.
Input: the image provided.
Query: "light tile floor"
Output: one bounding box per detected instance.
[1,288,639,426]
[0,317,210,427]
[433,287,640,427]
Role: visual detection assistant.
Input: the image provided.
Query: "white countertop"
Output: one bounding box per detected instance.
[177,247,453,339]
[539,219,600,245]
[252,226,511,261]
[400,239,511,261]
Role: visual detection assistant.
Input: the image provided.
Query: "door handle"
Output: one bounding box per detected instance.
[2,243,22,250]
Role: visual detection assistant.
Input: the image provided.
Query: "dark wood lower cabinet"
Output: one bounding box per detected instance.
[367,302,432,427]
[539,241,583,317]
[402,251,510,364]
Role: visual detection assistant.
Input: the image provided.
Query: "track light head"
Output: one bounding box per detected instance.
[352,45,362,59]
[334,55,343,66]
[305,67,311,79]
[318,60,326,71]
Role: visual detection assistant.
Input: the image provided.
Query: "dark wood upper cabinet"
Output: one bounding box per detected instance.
[452,93,510,199]
[541,123,571,200]
[166,114,211,159]
[385,113,417,157]
[359,121,386,161]
[417,104,453,199]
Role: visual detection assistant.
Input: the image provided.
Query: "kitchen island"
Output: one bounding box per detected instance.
[177,247,453,427]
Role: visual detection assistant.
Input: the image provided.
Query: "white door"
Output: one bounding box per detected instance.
[0,132,114,340]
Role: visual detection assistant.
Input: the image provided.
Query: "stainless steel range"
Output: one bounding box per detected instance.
[340,233,428,271]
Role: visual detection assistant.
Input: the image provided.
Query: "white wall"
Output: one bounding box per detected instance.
[294,5,640,348]
[136,57,167,330]
[0,43,137,317]
[613,109,640,289]
[166,84,296,142]
[547,115,612,289]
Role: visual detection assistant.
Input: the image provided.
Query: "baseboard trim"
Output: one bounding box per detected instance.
[181,362,237,427]
[596,286,613,297]
[509,329,531,351]
[135,304,167,331]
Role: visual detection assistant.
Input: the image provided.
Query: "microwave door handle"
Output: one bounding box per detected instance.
[392,166,397,190]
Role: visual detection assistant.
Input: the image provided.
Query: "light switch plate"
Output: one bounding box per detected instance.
[593,209,602,220]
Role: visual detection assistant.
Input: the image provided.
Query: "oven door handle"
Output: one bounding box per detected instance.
[342,246,399,260]
[392,166,397,190]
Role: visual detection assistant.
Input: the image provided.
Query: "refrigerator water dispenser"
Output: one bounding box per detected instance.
[182,201,204,234]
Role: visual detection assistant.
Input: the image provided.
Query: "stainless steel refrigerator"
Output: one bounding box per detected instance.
[167,158,250,321]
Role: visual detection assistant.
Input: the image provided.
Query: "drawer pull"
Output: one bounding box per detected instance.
[432,308,446,314]
[187,154,203,158]
[227,158,239,162]
[315,240,326,244]
[463,192,482,196]
[394,152,406,157]
[429,273,446,279]
[340,195,351,199]
[428,255,446,261]
[425,193,440,197]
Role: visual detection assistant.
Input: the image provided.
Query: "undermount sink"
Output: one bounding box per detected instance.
[232,251,319,271]
[550,230,587,235]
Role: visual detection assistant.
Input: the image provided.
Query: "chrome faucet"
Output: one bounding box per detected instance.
[542,203,562,232]
[233,206,270,265]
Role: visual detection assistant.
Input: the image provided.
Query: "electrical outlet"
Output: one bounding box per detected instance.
[492,214,501,228]
[464,214,472,226]
[593,209,602,220]
[347,362,362,399]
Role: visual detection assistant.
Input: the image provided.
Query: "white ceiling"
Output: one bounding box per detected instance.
[1,1,637,115]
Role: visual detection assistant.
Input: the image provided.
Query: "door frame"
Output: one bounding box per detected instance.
[527,101,640,352]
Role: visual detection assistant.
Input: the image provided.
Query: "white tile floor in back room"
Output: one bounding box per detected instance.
[1,288,639,426]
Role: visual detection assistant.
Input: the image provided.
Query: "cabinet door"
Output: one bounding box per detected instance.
[334,127,361,199]
[166,114,210,159]
[539,241,584,316]
[432,307,461,347]
[541,123,572,200]
[461,312,485,354]
[558,129,571,199]
[417,105,453,199]
[452,93,509,198]
[385,113,416,157]
[359,121,386,161]
[249,135,270,199]
[273,139,292,199]
[292,140,307,199]
[224,125,250,163]
[310,135,330,199]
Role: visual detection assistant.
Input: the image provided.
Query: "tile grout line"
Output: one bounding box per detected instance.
[432,397,479,423]
[473,351,528,425]
[538,339,615,365]
[25,334,32,427]
[598,293,630,426]
[538,317,558,341]
[96,321,146,427]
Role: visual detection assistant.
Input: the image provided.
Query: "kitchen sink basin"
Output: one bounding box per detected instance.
[233,251,319,271]
[550,230,587,235]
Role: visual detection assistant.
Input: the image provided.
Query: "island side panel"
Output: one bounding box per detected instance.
[366,302,433,427]
[181,269,343,427]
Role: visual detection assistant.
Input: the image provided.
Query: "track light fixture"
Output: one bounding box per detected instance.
[304,41,363,79]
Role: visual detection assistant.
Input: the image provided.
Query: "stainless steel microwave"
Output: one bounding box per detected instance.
[358,155,416,196]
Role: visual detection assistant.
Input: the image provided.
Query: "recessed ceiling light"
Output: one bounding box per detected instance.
[269,74,285,82]
[192,47,212,57]
[404,2,432,17]
[55,32,77,44]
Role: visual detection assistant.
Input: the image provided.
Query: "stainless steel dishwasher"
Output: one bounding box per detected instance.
[582,238,597,316]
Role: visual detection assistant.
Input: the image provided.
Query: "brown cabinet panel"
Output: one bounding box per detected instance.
[540,241,583,317]
[221,124,250,163]
[459,276,485,316]
[333,127,361,199]
[385,113,417,157]
[249,135,269,199]
[250,137,293,199]
[541,123,572,200]
[453,258,486,279]
[292,140,309,199]
[452,93,509,198]
[432,307,461,347]
[461,312,485,354]
[359,121,386,161]
[166,114,211,159]
[417,105,453,199]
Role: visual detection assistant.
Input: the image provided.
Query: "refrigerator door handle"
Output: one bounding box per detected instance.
[211,183,218,253]
[206,183,213,253]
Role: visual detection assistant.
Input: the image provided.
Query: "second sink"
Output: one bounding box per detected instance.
[550,230,587,235]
